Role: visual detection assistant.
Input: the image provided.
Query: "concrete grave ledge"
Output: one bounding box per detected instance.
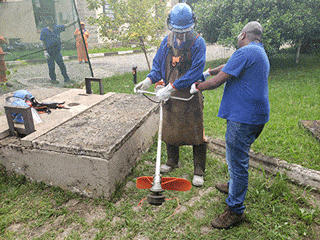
[207,137,320,192]
[0,89,159,199]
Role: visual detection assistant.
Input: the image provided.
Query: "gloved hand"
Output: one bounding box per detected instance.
[134,78,152,93]
[203,68,211,79]
[154,80,165,93]
[190,82,201,94]
[156,83,176,101]
[44,51,49,60]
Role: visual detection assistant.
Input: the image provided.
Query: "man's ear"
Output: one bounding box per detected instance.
[240,32,246,40]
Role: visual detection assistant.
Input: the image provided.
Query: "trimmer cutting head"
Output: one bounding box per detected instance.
[135,92,194,205]
[136,176,192,191]
[147,192,166,205]
[137,176,191,205]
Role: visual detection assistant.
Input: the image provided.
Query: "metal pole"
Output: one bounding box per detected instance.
[72,0,94,77]
[132,65,137,84]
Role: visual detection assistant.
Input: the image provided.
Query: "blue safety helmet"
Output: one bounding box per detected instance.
[13,90,34,101]
[167,3,196,33]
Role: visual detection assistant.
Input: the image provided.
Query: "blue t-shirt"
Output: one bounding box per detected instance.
[40,25,65,54]
[218,42,270,125]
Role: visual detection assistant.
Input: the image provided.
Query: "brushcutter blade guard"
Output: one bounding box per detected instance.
[136,176,153,190]
[161,177,192,191]
[136,176,192,191]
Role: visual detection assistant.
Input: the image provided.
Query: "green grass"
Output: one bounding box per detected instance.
[1,52,320,239]
[202,54,320,171]
[1,144,319,239]
[93,53,320,171]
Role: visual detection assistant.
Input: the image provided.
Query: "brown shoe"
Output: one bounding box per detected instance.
[211,209,246,229]
[215,183,228,195]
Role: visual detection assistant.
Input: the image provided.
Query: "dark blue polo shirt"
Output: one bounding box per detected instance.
[218,42,270,125]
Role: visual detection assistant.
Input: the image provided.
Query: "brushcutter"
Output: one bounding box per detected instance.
[135,90,194,205]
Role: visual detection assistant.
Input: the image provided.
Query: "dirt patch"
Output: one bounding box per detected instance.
[299,120,320,142]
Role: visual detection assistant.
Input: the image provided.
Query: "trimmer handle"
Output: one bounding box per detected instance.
[136,90,194,101]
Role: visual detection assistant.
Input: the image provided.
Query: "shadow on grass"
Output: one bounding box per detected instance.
[270,51,320,72]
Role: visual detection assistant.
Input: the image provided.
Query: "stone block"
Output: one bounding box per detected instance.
[0,90,159,198]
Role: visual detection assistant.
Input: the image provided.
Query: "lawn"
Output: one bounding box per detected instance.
[97,53,320,171]
[1,52,319,239]
[202,53,320,171]
[1,142,319,239]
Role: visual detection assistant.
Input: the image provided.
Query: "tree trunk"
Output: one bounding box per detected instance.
[296,39,302,64]
[139,36,151,71]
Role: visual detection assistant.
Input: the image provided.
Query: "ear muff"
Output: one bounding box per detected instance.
[193,12,197,28]
[167,13,171,30]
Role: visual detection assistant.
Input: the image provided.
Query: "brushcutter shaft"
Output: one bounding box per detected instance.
[136,90,194,101]
[155,101,163,177]
[136,90,194,195]
[150,100,164,193]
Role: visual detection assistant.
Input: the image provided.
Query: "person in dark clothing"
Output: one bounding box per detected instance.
[40,18,76,83]
[134,3,207,187]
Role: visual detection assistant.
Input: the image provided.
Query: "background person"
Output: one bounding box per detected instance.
[40,17,76,84]
[190,21,270,229]
[74,22,89,64]
[0,36,7,84]
[134,3,207,187]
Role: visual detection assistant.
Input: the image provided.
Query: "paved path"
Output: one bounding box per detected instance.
[0,44,234,115]
[91,44,235,79]
[3,44,235,90]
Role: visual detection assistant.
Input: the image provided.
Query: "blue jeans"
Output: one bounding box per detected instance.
[47,49,70,81]
[225,120,264,214]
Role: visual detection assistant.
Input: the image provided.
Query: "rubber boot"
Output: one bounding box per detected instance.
[193,143,207,176]
[166,144,179,168]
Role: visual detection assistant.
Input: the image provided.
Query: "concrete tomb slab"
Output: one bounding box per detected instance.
[0,89,159,198]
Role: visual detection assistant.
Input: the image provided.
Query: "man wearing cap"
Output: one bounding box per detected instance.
[74,22,89,64]
[40,18,76,83]
[134,3,207,187]
[190,21,270,229]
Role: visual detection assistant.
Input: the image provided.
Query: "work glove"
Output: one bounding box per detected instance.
[44,50,49,60]
[134,78,152,93]
[154,80,165,93]
[156,83,176,101]
[190,82,201,94]
[203,68,211,79]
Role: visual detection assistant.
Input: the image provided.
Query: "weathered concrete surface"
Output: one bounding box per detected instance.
[0,87,71,139]
[0,90,115,141]
[207,137,320,192]
[0,90,159,198]
[20,89,115,147]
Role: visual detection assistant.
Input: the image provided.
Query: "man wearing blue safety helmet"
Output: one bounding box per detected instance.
[134,2,207,187]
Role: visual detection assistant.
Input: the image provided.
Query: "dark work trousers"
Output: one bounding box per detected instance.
[47,49,70,82]
[166,143,207,176]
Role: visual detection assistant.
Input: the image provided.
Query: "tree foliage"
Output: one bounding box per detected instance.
[194,0,320,57]
[87,0,169,70]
